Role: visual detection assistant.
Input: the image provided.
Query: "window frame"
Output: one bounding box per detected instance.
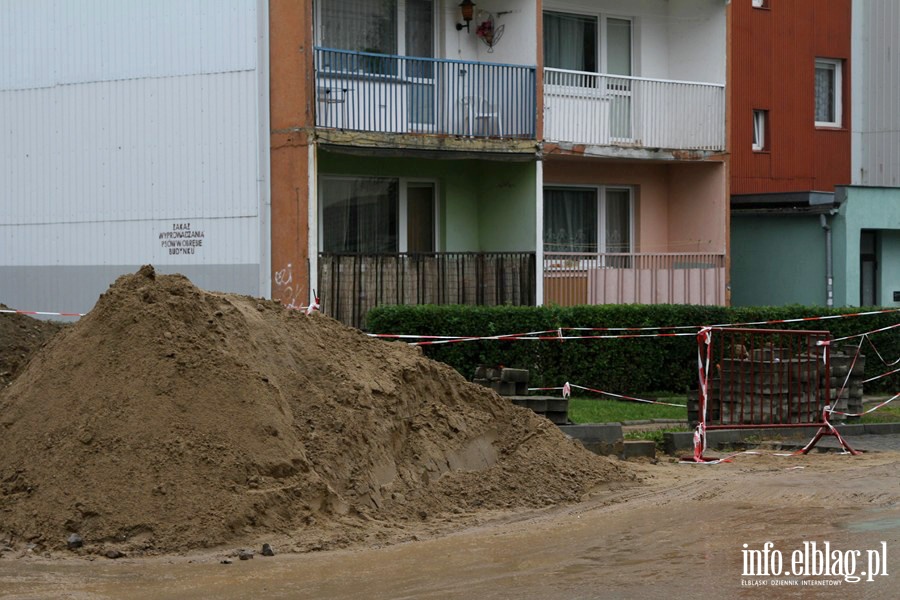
[315,0,436,59]
[752,109,767,151]
[318,175,440,254]
[542,184,635,256]
[814,58,843,128]
[542,9,634,77]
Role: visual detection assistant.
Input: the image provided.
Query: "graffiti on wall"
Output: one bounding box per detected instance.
[273,262,307,310]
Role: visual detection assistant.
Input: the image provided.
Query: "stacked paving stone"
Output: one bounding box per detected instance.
[688,344,866,426]
[825,346,866,421]
[689,347,822,425]
[718,347,824,424]
[473,366,569,425]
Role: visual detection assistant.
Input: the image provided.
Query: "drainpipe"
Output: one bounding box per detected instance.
[820,213,834,308]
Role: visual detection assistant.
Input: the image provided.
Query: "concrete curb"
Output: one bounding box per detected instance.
[662,422,900,455]
[558,424,624,457]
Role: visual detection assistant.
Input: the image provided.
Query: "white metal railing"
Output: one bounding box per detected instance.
[543,252,726,306]
[543,68,725,151]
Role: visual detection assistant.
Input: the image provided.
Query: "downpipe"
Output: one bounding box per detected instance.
[820,213,834,308]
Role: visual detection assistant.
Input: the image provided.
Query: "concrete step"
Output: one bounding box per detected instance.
[622,440,656,460]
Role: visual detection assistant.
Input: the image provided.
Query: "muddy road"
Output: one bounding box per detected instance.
[2,451,898,599]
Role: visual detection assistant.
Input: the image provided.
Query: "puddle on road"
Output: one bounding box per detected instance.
[841,516,900,532]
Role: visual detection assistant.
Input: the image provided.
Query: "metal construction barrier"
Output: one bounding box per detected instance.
[692,327,860,461]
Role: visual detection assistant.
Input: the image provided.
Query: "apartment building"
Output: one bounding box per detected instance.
[281,0,729,326]
[1,0,730,328]
[540,0,727,307]
[730,0,900,308]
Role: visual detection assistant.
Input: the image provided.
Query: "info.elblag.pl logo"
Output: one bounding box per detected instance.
[741,541,889,587]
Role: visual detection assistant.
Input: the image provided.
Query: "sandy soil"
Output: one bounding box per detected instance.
[1,450,897,599]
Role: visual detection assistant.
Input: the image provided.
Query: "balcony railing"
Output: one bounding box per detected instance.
[315,47,536,139]
[544,68,725,151]
[319,252,537,329]
[544,252,726,306]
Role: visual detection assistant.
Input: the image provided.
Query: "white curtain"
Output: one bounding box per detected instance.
[605,189,631,253]
[814,63,835,122]
[544,11,594,72]
[320,0,397,55]
[543,188,597,252]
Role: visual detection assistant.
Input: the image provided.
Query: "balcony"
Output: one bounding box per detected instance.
[544,252,726,306]
[319,252,537,329]
[315,47,536,139]
[543,69,725,152]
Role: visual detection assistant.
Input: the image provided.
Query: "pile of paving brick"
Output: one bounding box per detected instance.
[473,366,569,425]
[687,344,867,425]
[826,346,866,421]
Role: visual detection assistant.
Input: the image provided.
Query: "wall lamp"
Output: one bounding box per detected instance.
[456,0,476,32]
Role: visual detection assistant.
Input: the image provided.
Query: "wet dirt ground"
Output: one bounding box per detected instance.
[2,450,898,599]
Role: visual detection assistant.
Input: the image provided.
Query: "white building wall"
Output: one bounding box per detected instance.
[440,0,538,66]
[0,0,268,315]
[852,0,900,186]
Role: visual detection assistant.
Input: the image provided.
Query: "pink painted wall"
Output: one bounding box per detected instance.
[667,162,727,253]
[543,158,726,253]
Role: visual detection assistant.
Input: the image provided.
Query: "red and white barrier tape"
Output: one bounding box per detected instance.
[528,382,687,407]
[369,308,900,347]
[863,367,900,384]
[826,393,900,418]
[822,320,900,345]
[0,308,84,318]
[693,327,713,461]
[864,335,900,368]
[370,329,558,343]
[715,307,900,329]
[385,331,698,346]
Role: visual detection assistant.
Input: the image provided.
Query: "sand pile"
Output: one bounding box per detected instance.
[0,266,631,555]
[0,306,65,389]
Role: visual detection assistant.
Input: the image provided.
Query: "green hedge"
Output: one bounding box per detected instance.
[367,304,900,394]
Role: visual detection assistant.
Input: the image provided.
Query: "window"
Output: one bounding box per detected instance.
[317,0,434,58]
[320,177,436,253]
[543,11,632,76]
[543,186,633,254]
[752,109,767,150]
[815,58,842,127]
[544,12,597,72]
[320,0,398,55]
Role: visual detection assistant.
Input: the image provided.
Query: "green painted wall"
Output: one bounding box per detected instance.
[476,161,537,252]
[318,151,536,252]
[731,187,900,308]
[881,231,900,306]
[730,214,828,307]
[839,187,900,307]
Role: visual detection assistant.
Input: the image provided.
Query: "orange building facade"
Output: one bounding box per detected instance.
[730,0,851,195]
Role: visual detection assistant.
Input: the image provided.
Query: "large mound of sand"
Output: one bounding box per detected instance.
[0,266,631,555]
[0,306,64,389]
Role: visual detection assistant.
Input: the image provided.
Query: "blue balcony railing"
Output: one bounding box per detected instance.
[314,47,536,139]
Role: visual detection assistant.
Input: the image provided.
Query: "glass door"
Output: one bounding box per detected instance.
[606,18,632,140]
[860,231,878,306]
[405,0,435,132]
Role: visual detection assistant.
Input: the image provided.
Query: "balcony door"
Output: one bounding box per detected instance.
[405,0,436,131]
[543,11,633,140]
[319,176,437,254]
[316,0,436,133]
[860,231,878,306]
